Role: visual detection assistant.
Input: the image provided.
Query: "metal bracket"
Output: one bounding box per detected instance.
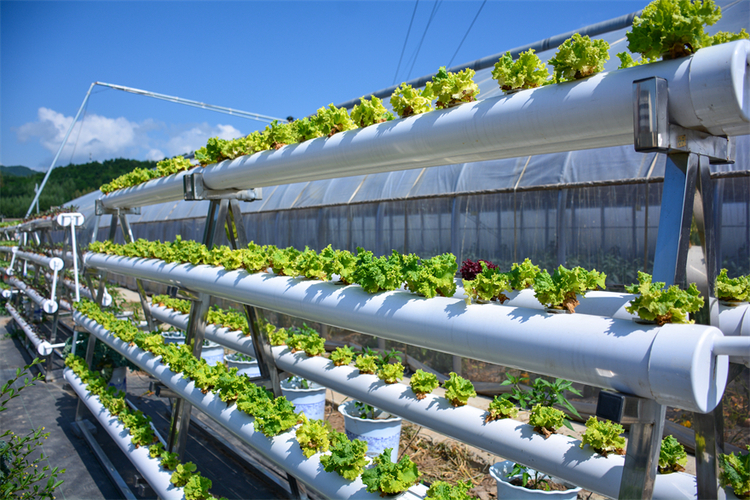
[183,172,261,202]
[632,77,735,164]
[94,199,141,216]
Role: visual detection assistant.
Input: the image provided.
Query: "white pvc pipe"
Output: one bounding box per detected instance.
[6,303,46,355]
[64,369,186,500]
[97,168,196,210]
[7,276,58,314]
[83,253,728,413]
[61,278,112,307]
[272,347,697,500]
[15,251,64,271]
[73,311,427,500]
[0,246,15,255]
[148,303,256,357]
[98,41,750,209]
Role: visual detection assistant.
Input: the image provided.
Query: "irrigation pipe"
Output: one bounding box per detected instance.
[72,311,427,500]
[83,253,729,413]
[7,276,58,314]
[64,368,185,500]
[147,302,256,357]
[99,41,750,210]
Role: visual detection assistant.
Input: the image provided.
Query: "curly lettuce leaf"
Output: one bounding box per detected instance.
[390,83,435,118]
[351,96,395,128]
[627,0,721,60]
[492,50,550,91]
[430,66,480,108]
[625,271,703,324]
[548,33,610,82]
[361,448,420,495]
[443,372,476,407]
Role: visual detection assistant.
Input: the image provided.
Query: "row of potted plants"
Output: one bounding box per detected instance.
[72,299,434,497]
[94,0,749,198]
[65,354,221,500]
[85,237,742,324]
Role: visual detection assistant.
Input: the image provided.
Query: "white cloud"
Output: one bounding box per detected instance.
[146,149,166,161]
[15,107,245,164]
[163,123,243,157]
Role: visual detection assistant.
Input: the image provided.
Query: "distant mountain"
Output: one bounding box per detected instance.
[0,165,38,177]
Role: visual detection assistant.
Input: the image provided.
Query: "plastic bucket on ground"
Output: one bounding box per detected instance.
[338,400,402,463]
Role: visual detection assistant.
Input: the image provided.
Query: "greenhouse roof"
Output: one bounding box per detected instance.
[71,0,749,226]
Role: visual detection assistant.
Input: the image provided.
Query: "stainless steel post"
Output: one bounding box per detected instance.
[117,213,155,331]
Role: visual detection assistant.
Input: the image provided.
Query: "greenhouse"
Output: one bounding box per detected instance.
[2,1,750,499]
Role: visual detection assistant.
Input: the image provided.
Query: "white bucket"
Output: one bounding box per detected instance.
[226,353,260,378]
[280,379,326,421]
[338,400,402,463]
[489,461,581,499]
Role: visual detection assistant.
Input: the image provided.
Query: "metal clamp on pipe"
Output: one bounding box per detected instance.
[632,77,734,164]
[94,199,141,216]
[183,172,261,202]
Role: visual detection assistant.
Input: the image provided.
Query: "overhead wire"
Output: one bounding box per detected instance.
[405,0,443,81]
[447,0,487,68]
[393,0,420,86]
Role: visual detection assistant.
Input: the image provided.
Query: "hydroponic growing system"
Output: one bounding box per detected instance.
[5,38,750,500]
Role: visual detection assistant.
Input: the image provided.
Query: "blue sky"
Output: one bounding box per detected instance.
[1,1,645,170]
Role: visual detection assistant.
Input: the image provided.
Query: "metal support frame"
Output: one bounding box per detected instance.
[171,186,302,497]
[626,76,735,500]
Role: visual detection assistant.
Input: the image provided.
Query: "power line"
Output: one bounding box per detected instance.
[393,0,420,86]
[405,0,443,81]
[447,0,486,68]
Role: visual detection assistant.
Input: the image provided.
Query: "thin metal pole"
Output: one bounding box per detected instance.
[25,83,96,218]
[94,82,286,123]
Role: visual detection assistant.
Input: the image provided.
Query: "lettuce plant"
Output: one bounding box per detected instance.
[492,50,550,91]
[320,245,357,285]
[410,369,439,400]
[148,442,164,459]
[533,265,606,312]
[443,372,476,407]
[183,474,213,500]
[354,354,378,375]
[580,417,626,457]
[267,324,288,346]
[659,435,688,473]
[295,415,331,458]
[160,450,180,470]
[508,258,540,290]
[548,33,610,82]
[426,480,474,500]
[262,120,299,150]
[320,431,369,481]
[390,83,435,118]
[715,269,750,302]
[459,258,497,281]
[719,446,750,498]
[194,137,228,166]
[294,247,327,281]
[403,252,458,299]
[252,396,298,437]
[330,345,354,366]
[485,396,518,423]
[625,271,703,325]
[377,362,405,384]
[430,67,480,109]
[627,0,721,60]
[350,96,395,128]
[528,404,566,438]
[293,117,324,142]
[352,248,404,294]
[301,333,326,357]
[313,104,357,137]
[170,462,198,488]
[708,29,750,46]
[462,262,512,304]
[361,448,421,496]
